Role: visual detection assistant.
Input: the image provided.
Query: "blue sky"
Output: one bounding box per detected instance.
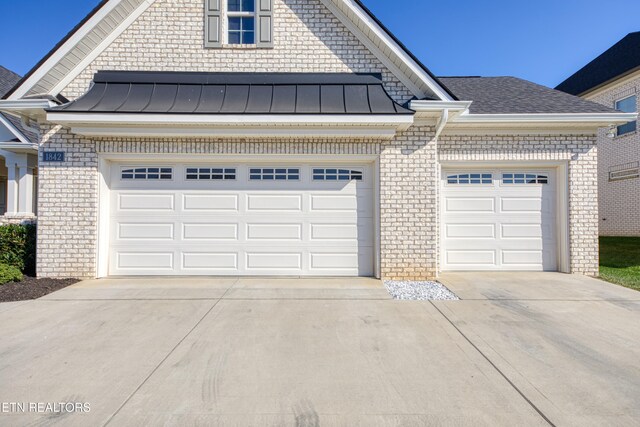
[1,0,638,88]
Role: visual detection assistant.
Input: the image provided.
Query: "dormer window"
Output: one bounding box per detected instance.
[205,0,273,48]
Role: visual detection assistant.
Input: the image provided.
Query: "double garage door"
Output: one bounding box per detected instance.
[441,169,558,271]
[108,162,374,276]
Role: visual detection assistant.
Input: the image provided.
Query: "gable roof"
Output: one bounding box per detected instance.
[50,71,414,115]
[439,76,616,114]
[556,32,640,96]
[3,0,455,102]
[0,67,37,142]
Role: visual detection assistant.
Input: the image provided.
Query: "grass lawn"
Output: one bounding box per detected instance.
[599,237,640,292]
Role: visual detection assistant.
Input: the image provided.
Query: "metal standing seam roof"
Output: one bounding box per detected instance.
[49,71,415,115]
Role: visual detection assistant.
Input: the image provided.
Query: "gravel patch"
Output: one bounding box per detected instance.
[384,281,459,301]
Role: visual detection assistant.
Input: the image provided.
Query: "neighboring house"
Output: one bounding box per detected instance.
[557,32,640,237]
[0,66,38,221]
[0,0,633,280]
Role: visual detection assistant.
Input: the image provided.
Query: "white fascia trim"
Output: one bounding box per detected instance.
[49,0,155,96]
[452,112,638,124]
[321,0,452,101]
[409,100,472,112]
[0,114,29,144]
[0,100,57,111]
[70,126,400,139]
[341,0,454,101]
[46,112,414,126]
[0,142,39,152]
[7,0,127,100]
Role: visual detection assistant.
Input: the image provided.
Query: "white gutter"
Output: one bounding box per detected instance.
[0,142,39,152]
[452,112,638,124]
[409,100,472,113]
[45,112,415,127]
[0,99,56,111]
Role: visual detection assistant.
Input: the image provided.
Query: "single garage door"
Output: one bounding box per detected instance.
[108,162,374,276]
[441,169,557,271]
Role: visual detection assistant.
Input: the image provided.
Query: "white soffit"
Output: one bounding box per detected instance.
[6,0,155,100]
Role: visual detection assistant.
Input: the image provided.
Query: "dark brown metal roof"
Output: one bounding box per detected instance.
[50,71,414,115]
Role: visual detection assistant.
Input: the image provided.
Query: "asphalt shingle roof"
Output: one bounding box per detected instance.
[556,32,640,96]
[0,66,38,142]
[439,76,615,114]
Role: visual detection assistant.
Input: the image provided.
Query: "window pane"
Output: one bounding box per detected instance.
[242,0,255,11]
[617,121,637,136]
[229,17,241,31]
[615,96,637,113]
[228,0,241,11]
[243,16,254,31]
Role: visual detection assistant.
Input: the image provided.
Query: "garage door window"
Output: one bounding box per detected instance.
[446,173,492,185]
[186,167,236,180]
[502,173,548,184]
[313,168,363,181]
[249,168,300,181]
[121,167,172,180]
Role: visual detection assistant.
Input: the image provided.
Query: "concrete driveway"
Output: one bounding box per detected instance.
[0,274,638,426]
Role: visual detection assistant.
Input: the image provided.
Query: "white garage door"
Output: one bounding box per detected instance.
[108,162,374,276]
[441,169,557,271]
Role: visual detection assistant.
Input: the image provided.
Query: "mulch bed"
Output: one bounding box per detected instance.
[0,277,80,302]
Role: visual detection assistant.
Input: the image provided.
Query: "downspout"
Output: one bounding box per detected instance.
[434,108,448,277]
[434,108,449,139]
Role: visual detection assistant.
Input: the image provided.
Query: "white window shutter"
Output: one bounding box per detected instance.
[256,0,273,48]
[204,0,222,48]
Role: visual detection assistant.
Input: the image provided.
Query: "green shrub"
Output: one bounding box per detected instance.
[0,224,37,275]
[0,263,23,285]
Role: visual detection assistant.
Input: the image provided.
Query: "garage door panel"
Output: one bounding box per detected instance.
[119,194,175,211]
[116,252,174,270]
[501,223,542,238]
[247,194,302,211]
[502,250,543,266]
[246,253,302,270]
[447,250,496,266]
[445,223,495,239]
[182,252,238,270]
[500,198,542,213]
[182,223,239,240]
[246,223,302,241]
[183,194,239,211]
[117,223,175,240]
[442,168,557,272]
[445,197,495,213]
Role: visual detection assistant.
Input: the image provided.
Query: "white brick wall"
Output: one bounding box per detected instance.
[64,0,413,104]
[585,76,640,236]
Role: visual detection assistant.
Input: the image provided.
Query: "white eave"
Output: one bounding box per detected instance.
[451,112,638,124]
[44,112,415,139]
[0,142,39,154]
[0,99,56,120]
